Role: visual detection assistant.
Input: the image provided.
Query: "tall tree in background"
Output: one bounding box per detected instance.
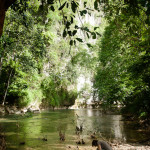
[94,0,150,119]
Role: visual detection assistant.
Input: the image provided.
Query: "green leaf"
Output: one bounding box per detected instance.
[80,10,87,16]
[86,32,90,38]
[74,40,76,45]
[66,21,71,29]
[96,32,101,36]
[63,30,67,37]
[71,17,73,23]
[47,0,54,4]
[68,31,72,36]
[76,38,83,42]
[82,27,90,32]
[84,2,87,7]
[64,16,67,20]
[92,32,96,39]
[75,25,79,29]
[66,2,69,8]
[70,40,73,46]
[82,10,87,14]
[71,1,78,13]
[87,43,93,48]
[59,2,67,10]
[94,0,98,10]
[73,30,77,36]
[80,11,83,16]
[50,6,55,12]
[86,8,94,11]
[94,27,99,30]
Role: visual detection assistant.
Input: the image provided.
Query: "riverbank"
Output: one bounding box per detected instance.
[65,143,150,150]
[0,105,41,115]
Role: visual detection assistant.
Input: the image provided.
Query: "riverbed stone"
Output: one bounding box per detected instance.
[0,106,5,114]
[5,106,12,114]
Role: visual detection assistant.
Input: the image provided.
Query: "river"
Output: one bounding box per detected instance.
[0,109,149,149]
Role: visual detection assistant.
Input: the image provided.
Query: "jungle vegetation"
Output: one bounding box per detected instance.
[0,0,150,121]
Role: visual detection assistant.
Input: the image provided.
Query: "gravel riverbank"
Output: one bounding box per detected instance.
[65,143,150,150]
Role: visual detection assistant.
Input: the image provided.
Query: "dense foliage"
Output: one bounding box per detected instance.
[0,0,150,122]
[0,0,81,108]
[0,0,98,108]
[94,0,150,119]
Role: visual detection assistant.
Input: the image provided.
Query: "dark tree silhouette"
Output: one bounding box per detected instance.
[0,0,16,36]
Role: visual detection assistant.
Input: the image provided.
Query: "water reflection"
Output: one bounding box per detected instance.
[0,109,149,149]
[74,109,124,141]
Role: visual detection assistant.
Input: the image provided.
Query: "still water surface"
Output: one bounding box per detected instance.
[0,109,148,149]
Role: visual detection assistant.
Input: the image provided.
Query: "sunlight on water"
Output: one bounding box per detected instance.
[0,109,149,149]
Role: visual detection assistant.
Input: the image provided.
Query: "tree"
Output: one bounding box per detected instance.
[94,0,150,119]
[0,0,16,36]
[1,0,94,107]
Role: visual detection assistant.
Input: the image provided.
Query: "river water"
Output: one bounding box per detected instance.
[0,109,149,149]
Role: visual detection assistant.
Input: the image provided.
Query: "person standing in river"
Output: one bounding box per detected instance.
[92,140,113,150]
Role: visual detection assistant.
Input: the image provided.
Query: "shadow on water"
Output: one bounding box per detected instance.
[0,109,149,149]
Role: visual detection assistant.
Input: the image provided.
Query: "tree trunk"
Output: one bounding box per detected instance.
[52,106,55,111]
[0,6,6,37]
[2,69,13,106]
[0,0,17,37]
[0,56,3,76]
